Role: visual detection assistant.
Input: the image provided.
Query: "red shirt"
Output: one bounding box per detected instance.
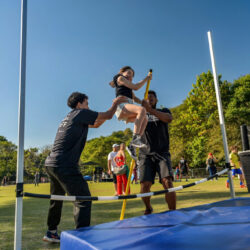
[115,155,125,167]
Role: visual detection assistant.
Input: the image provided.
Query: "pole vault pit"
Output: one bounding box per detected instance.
[60,198,250,250]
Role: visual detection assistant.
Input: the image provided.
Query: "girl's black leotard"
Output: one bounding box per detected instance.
[113,74,133,99]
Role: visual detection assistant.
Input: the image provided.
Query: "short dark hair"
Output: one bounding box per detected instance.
[148,90,157,98]
[67,92,88,109]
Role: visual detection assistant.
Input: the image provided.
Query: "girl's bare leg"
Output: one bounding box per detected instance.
[119,104,147,135]
[138,116,148,136]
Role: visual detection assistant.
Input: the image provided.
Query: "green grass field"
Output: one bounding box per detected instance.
[0,177,249,250]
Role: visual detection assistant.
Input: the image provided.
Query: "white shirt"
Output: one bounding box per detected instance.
[108,151,117,171]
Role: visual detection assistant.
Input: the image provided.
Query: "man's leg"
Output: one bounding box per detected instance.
[112,172,118,195]
[159,152,176,210]
[140,181,153,214]
[46,167,65,231]
[57,167,92,229]
[138,155,155,215]
[162,177,176,210]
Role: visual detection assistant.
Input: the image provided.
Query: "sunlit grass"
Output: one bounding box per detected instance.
[0,177,249,249]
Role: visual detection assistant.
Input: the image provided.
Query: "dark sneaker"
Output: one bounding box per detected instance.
[43,230,60,243]
[126,145,137,161]
[130,135,147,148]
[144,206,153,215]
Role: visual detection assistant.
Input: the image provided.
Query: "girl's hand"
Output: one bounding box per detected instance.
[147,73,152,81]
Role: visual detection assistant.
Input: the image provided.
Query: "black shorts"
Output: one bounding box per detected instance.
[138,152,173,184]
[181,168,188,175]
[112,172,117,184]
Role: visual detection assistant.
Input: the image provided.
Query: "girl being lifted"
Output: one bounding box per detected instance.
[110,66,152,155]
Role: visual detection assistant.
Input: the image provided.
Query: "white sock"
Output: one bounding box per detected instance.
[49,230,57,234]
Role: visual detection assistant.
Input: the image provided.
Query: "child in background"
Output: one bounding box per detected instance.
[175,166,180,182]
[227,145,246,188]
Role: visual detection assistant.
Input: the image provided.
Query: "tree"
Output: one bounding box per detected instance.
[225,74,250,126]
[0,139,17,181]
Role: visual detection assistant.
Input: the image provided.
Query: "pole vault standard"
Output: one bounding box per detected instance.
[14,0,27,249]
[207,30,235,198]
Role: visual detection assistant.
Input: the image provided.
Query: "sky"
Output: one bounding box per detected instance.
[0,0,249,149]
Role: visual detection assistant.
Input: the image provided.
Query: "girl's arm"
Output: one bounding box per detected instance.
[123,151,126,164]
[117,74,152,91]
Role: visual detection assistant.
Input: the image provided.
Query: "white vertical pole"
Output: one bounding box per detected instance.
[14,0,27,249]
[207,30,235,199]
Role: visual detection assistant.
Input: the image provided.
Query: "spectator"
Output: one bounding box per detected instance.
[34,171,40,186]
[131,163,138,184]
[179,156,189,182]
[227,145,246,188]
[2,176,7,186]
[206,153,218,180]
[114,143,129,195]
[107,144,120,195]
[174,166,180,182]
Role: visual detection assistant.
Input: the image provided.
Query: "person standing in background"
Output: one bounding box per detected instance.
[227,145,246,188]
[107,144,120,195]
[179,156,189,182]
[206,153,218,180]
[34,171,40,186]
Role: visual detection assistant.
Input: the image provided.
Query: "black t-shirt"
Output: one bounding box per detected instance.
[207,158,215,167]
[113,74,133,99]
[45,109,98,168]
[140,108,171,155]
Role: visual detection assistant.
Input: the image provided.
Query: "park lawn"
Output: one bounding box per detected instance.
[0,178,249,250]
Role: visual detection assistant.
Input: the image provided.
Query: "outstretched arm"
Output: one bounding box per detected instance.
[89,96,128,128]
[117,73,152,91]
[89,119,106,128]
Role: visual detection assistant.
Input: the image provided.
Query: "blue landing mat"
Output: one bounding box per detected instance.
[61,198,250,250]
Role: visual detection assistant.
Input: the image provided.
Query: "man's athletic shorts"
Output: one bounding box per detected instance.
[112,172,117,184]
[232,168,242,176]
[181,168,188,176]
[138,152,173,184]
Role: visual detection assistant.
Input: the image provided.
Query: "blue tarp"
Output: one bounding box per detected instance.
[61,198,250,250]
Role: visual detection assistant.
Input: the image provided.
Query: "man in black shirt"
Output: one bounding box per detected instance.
[43,92,126,243]
[139,90,176,215]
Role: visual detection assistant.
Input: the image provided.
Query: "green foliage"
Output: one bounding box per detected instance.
[170,71,249,168]
[0,139,17,181]
[0,72,249,179]
[225,74,250,125]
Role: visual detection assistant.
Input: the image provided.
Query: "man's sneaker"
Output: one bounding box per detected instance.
[226,181,229,188]
[130,135,147,148]
[43,230,60,243]
[126,145,137,161]
[240,184,246,188]
[144,206,153,215]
